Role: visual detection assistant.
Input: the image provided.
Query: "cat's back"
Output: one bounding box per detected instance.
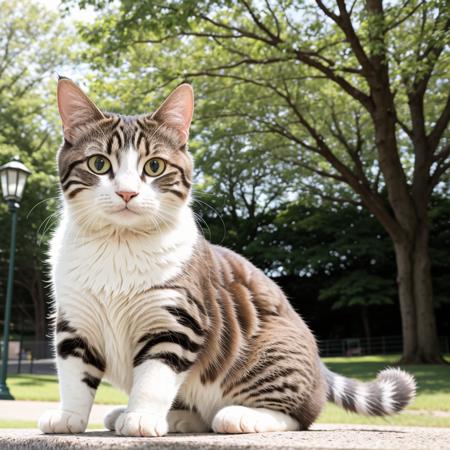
[199,241,301,324]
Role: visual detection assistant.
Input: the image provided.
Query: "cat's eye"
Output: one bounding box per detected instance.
[144,158,166,177]
[87,155,111,175]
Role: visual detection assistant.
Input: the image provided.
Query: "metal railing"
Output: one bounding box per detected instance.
[0,339,55,375]
[318,335,450,357]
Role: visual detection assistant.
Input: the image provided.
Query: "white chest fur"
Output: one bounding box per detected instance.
[50,206,198,392]
[51,206,198,297]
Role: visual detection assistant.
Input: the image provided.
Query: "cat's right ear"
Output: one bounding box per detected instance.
[57,78,105,144]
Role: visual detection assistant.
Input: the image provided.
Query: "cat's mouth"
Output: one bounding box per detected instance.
[113,206,139,216]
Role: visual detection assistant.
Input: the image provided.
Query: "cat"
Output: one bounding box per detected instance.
[39,78,416,437]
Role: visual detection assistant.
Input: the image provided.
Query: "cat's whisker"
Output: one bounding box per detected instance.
[27,196,60,220]
[191,196,227,244]
[37,211,61,244]
[193,211,212,241]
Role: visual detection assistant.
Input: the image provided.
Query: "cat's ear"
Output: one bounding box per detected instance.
[151,84,194,145]
[57,77,105,144]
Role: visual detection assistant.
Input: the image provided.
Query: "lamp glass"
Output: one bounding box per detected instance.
[15,170,27,201]
[0,169,7,199]
[7,169,19,200]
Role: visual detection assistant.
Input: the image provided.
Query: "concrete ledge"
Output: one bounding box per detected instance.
[1,425,450,450]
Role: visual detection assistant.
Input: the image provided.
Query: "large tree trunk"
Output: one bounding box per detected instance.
[413,220,444,363]
[394,227,445,364]
[393,240,418,362]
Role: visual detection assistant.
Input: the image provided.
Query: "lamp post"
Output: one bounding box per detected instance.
[0,156,31,400]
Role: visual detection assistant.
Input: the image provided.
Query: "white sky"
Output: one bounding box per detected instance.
[34,0,98,81]
[36,0,97,23]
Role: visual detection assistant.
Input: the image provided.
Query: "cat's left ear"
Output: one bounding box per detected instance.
[151,84,194,145]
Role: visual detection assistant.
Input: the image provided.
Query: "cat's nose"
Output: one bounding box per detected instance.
[116,191,138,203]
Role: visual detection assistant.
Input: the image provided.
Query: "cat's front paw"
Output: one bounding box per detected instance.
[115,410,168,437]
[38,409,87,434]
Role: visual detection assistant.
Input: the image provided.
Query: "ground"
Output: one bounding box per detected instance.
[2,355,449,429]
[1,425,450,450]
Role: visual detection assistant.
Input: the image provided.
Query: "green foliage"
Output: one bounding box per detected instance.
[0,0,447,340]
[319,271,395,309]
[429,196,450,307]
[68,1,449,339]
[71,0,449,173]
[0,0,75,337]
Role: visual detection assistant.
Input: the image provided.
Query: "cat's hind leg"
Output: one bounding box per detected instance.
[168,409,209,433]
[212,406,299,433]
[103,406,126,431]
[104,407,208,433]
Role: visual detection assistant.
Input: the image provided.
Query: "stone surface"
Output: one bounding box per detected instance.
[1,425,449,450]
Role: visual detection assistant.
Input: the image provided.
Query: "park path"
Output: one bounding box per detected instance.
[2,400,449,424]
[0,400,115,424]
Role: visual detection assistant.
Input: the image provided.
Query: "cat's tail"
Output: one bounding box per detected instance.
[321,363,416,416]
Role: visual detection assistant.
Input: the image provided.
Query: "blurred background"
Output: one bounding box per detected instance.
[0,0,449,378]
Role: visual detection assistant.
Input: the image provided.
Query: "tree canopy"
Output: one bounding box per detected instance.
[0,0,74,338]
[0,1,449,359]
[70,0,449,362]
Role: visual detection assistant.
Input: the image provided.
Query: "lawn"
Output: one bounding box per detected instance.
[317,354,450,427]
[2,355,450,428]
[7,374,128,404]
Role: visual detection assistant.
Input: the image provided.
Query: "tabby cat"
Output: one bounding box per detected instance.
[39,78,416,436]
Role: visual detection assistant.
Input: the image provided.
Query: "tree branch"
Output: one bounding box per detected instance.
[241,0,281,44]
[316,0,373,76]
[293,48,373,112]
[429,158,450,191]
[428,93,450,154]
[385,0,424,31]
[296,178,362,207]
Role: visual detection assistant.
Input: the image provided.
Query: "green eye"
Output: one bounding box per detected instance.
[88,155,111,174]
[144,158,166,177]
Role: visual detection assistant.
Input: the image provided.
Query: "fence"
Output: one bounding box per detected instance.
[318,335,450,357]
[0,339,55,375]
[1,336,449,375]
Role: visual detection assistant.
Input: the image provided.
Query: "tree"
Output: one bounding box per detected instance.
[74,0,450,363]
[0,0,74,339]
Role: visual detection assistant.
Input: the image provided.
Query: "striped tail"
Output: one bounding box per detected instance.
[322,364,416,416]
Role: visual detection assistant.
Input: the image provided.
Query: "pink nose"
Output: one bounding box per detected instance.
[116,191,138,203]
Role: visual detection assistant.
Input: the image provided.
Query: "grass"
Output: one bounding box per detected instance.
[316,354,450,428]
[2,355,449,428]
[7,374,128,404]
[322,355,450,412]
[318,404,450,427]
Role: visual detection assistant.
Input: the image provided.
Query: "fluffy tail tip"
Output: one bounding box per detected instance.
[376,367,416,413]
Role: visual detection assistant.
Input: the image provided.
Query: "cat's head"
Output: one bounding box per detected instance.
[56,78,194,232]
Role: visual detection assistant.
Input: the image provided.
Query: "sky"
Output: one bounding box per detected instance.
[37,0,96,23]
[35,0,98,82]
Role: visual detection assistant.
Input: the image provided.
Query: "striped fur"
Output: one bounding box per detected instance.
[322,364,416,416]
[39,79,416,436]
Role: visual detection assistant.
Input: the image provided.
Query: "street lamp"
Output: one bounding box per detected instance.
[0,156,31,400]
